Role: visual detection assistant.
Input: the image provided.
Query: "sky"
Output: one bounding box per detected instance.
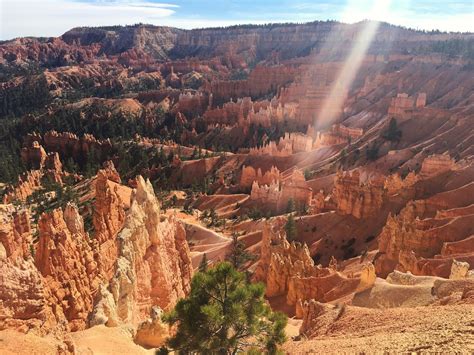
[0,0,473,40]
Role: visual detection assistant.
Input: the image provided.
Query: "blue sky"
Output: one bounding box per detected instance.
[1,0,473,40]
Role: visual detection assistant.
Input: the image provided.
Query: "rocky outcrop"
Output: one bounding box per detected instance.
[0,205,58,334]
[100,161,121,184]
[449,260,470,280]
[240,165,281,189]
[388,92,426,117]
[134,307,170,349]
[2,170,43,203]
[249,170,312,214]
[177,156,220,186]
[0,207,32,261]
[204,65,296,104]
[21,141,47,169]
[254,224,371,316]
[3,149,66,203]
[35,204,99,331]
[384,171,419,196]
[376,182,474,278]
[92,176,192,325]
[419,154,456,179]
[332,170,385,219]
[93,167,126,279]
[41,130,113,161]
[0,258,58,334]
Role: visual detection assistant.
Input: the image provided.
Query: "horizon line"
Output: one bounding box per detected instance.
[2,19,473,42]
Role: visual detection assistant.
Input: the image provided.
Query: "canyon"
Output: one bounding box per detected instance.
[0,19,473,354]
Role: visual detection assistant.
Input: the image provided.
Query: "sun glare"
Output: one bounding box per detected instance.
[315,0,394,128]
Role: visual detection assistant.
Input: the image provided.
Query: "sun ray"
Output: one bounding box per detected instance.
[315,0,393,128]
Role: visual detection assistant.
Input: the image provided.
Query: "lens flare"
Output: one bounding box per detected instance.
[315,0,393,128]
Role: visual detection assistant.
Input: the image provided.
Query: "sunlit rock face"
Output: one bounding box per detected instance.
[0,203,98,333]
[332,170,385,219]
[35,204,100,331]
[1,171,193,335]
[376,179,474,278]
[249,170,313,214]
[254,224,375,317]
[240,165,281,190]
[93,166,126,280]
[93,176,192,325]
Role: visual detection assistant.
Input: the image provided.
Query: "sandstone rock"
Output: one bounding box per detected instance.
[205,65,296,106]
[356,262,376,292]
[419,154,456,179]
[299,300,341,336]
[35,203,99,331]
[0,258,59,334]
[0,208,32,261]
[20,141,47,169]
[388,92,426,117]
[41,130,113,162]
[93,169,126,279]
[134,306,170,349]
[3,170,43,203]
[449,260,470,280]
[89,285,119,327]
[0,243,6,260]
[376,186,474,278]
[101,161,121,184]
[255,223,360,315]
[106,176,192,324]
[239,165,281,189]
[332,170,385,219]
[249,170,312,214]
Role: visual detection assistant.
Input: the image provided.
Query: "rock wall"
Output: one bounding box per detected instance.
[21,141,47,169]
[93,167,126,280]
[178,156,220,186]
[279,63,347,125]
[0,206,32,262]
[203,96,297,128]
[175,91,209,118]
[239,165,281,189]
[254,224,374,316]
[376,182,474,278]
[2,170,43,204]
[1,173,193,335]
[249,123,362,157]
[388,92,426,117]
[35,204,100,331]
[250,170,313,214]
[332,170,385,219]
[40,131,113,161]
[92,176,192,325]
[419,154,456,179]
[204,65,296,104]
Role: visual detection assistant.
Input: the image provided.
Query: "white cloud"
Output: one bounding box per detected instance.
[0,0,177,39]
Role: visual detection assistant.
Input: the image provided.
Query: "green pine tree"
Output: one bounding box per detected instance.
[225,232,253,270]
[286,198,295,213]
[163,262,287,354]
[199,253,208,273]
[285,214,297,242]
[383,117,402,142]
